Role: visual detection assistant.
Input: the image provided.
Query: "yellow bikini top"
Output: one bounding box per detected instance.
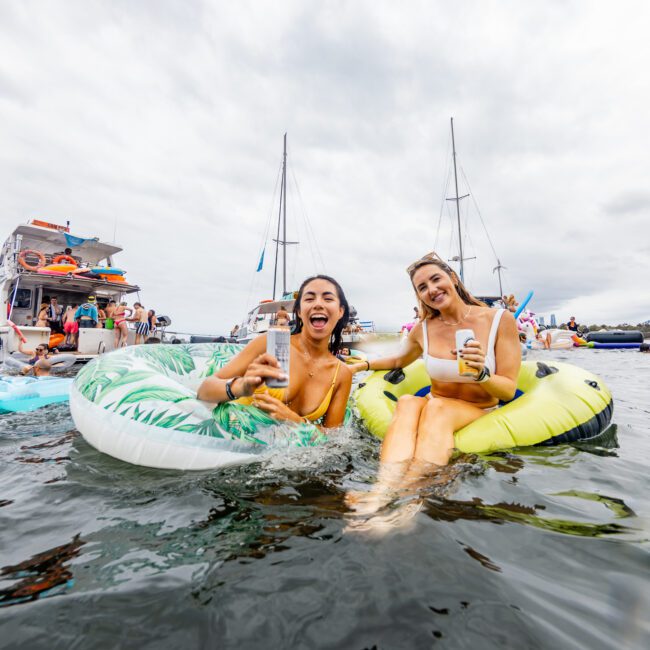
[237,362,341,422]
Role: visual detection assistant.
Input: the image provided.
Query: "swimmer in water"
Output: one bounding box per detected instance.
[18,341,53,377]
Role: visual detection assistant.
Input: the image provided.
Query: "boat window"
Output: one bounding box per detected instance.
[13,288,32,309]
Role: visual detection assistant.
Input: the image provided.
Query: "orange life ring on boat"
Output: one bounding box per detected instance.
[52,254,77,266]
[18,250,46,271]
[259,299,273,304]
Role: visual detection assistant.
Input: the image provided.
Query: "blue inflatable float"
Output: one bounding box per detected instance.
[0,376,73,413]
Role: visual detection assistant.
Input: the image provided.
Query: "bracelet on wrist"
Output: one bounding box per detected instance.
[365,360,370,371]
[225,376,241,401]
[475,367,490,383]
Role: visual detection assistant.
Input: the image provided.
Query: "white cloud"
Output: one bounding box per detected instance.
[1,0,649,334]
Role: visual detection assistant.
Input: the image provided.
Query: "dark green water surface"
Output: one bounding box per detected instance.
[1,348,648,649]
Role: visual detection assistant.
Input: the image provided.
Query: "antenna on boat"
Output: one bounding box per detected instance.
[446,117,470,282]
[272,133,298,299]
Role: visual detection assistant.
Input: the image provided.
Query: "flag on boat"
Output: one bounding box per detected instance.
[256,246,265,272]
[64,233,99,248]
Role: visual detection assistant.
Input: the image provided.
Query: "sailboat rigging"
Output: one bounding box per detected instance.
[271,133,298,300]
[438,118,503,302]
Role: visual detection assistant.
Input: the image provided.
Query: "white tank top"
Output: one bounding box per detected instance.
[422,309,505,383]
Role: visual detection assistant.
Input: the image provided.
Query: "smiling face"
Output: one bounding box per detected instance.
[35,346,47,356]
[411,263,460,312]
[296,278,344,341]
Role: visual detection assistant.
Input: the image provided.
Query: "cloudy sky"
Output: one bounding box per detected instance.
[1,0,648,334]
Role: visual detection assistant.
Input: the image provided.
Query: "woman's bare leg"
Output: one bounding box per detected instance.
[379,395,427,463]
[346,396,428,514]
[413,397,486,466]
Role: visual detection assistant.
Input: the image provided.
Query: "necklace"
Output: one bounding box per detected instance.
[439,305,471,326]
[300,343,328,377]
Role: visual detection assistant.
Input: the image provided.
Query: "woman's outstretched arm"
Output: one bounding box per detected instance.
[348,323,423,374]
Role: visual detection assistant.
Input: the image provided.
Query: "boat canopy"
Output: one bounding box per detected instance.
[11,223,123,266]
[254,300,295,315]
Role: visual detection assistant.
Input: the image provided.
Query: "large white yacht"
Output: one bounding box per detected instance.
[0,219,141,360]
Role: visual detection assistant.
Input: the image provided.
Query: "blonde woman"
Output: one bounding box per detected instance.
[350,252,520,468]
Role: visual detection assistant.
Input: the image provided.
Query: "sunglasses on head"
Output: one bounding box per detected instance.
[406,251,450,276]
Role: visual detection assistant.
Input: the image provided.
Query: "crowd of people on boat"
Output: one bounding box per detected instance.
[35,294,159,349]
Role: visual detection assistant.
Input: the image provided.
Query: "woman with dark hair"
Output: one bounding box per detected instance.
[198,276,352,428]
[349,252,520,468]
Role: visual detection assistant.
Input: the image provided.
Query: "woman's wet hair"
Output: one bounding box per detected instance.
[407,253,484,320]
[292,275,350,354]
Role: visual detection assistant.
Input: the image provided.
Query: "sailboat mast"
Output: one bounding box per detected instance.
[272,134,289,300]
[450,117,465,283]
[272,161,283,301]
[282,132,288,297]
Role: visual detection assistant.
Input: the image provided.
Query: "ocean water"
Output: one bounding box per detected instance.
[0,347,649,649]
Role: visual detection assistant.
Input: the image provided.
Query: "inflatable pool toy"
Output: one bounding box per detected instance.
[72,267,97,277]
[8,320,27,343]
[513,290,534,319]
[354,359,613,452]
[0,376,73,413]
[3,353,77,374]
[100,274,127,283]
[37,268,66,276]
[49,333,65,348]
[70,343,328,470]
[585,330,643,349]
[571,334,593,347]
[89,267,125,276]
[40,264,78,274]
[528,329,574,350]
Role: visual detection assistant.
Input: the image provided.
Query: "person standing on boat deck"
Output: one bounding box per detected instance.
[275,305,290,326]
[348,252,520,470]
[230,324,240,339]
[63,304,79,347]
[129,302,149,345]
[47,297,63,333]
[104,300,116,330]
[198,276,353,429]
[113,302,132,348]
[148,310,157,338]
[75,296,98,330]
[35,302,49,327]
[96,304,107,329]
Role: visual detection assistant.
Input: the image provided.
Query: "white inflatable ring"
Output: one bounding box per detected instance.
[3,353,76,373]
[70,343,326,470]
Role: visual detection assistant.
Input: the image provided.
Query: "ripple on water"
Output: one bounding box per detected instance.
[1,347,650,649]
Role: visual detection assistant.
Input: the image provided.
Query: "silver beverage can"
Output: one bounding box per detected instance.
[266,326,290,388]
[455,328,479,377]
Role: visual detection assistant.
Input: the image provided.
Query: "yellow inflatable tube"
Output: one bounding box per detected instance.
[354,360,613,453]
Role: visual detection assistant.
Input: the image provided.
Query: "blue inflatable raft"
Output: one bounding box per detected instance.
[0,376,73,413]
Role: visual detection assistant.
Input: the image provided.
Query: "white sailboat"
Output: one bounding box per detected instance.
[236,134,368,346]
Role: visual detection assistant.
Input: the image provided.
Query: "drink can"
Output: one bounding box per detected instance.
[456,329,479,377]
[266,326,290,388]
